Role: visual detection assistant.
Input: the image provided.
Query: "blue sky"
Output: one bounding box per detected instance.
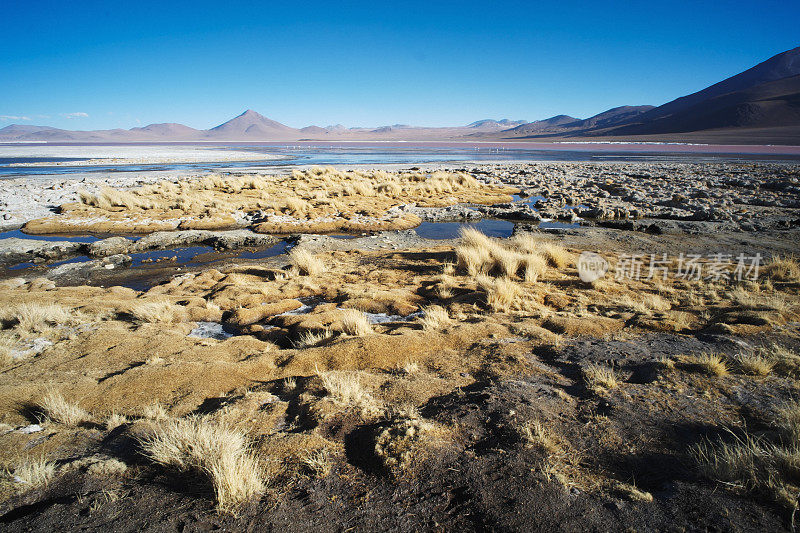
[2,1,798,130]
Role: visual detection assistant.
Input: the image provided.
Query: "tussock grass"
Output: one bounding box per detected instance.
[316,368,382,417]
[763,255,800,283]
[292,329,334,349]
[520,420,560,454]
[477,275,524,312]
[106,412,129,431]
[289,248,326,276]
[339,309,372,336]
[418,305,451,331]
[685,352,729,377]
[693,409,800,512]
[733,353,774,376]
[582,364,619,391]
[138,416,265,512]
[8,456,56,488]
[129,300,184,323]
[540,242,571,269]
[455,228,559,281]
[299,449,333,478]
[38,390,91,426]
[758,343,800,378]
[141,403,169,421]
[3,303,76,333]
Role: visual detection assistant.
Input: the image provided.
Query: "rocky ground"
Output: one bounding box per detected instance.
[0,161,799,531]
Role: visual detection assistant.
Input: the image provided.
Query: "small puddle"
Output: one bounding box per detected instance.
[415,219,515,240]
[0,229,100,243]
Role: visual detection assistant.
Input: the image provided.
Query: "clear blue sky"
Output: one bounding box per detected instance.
[2,0,798,130]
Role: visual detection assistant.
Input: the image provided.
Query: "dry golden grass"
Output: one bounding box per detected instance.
[339,309,372,336]
[757,343,800,378]
[299,449,333,478]
[734,353,774,376]
[693,425,799,511]
[685,352,729,377]
[762,255,800,283]
[8,456,56,488]
[540,242,571,269]
[289,248,326,276]
[583,364,620,391]
[478,275,524,312]
[38,390,91,426]
[316,368,382,417]
[3,303,76,333]
[129,300,184,323]
[418,305,451,331]
[106,412,129,431]
[521,253,547,282]
[520,420,560,454]
[141,403,169,421]
[292,329,334,349]
[138,416,265,512]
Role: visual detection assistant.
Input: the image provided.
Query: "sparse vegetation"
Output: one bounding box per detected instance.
[38,390,91,426]
[289,248,326,276]
[685,352,729,376]
[339,309,373,336]
[7,456,56,488]
[316,368,382,417]
[418,305,451,331]
[734,352,774,376]
[138,416,265,512]
[129,300,184,323]
[583,364,620,391]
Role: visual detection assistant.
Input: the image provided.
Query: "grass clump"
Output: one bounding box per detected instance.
[38,390,91,426]
[418,305,451,331]
[4,303,76,333]
[758,343,800,378]
[316,368,382,417]
[129,300,184,324]
[292,329,334,349]
[582,364,619,392]
[339,309,372,336]
[520,420,560,455]
[288,248,326,276]
[137,416,265,512]
[685,352,729,377]
[7,456,56,488]
[762,255,800,282]
[733,353,774,376]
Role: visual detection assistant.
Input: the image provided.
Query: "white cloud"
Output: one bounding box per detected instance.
[61,112,89,119]
[0,115,31,121]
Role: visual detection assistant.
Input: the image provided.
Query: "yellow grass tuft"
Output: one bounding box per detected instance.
[316,368,382,417]
[5,303,76,333]
[520,420,560,454]
[292,329,334,349]
[138,416,265,512]
[686,352,729,376]
[418,305,451,331]
[339,309,373,336]
[762,255,800,282]
[583,364,619,391]
[540,242,571,269]
[9,456,56,488]
[734,353,774,376]
[38,389,91,426]
[129,300,184,323]
[288,248,326,276]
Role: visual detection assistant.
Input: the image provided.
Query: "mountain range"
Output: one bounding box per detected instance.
[2,46,799,145]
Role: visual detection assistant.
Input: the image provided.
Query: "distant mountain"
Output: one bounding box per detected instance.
[608,74,800,135]
[569,105,655,130]
[467,119,527,128]
[500,115,580,136]
[627,46,800,128]
[206,109,298,139]
[129,123,201,138]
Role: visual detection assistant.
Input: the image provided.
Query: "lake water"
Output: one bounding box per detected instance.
[2,141,800,178]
